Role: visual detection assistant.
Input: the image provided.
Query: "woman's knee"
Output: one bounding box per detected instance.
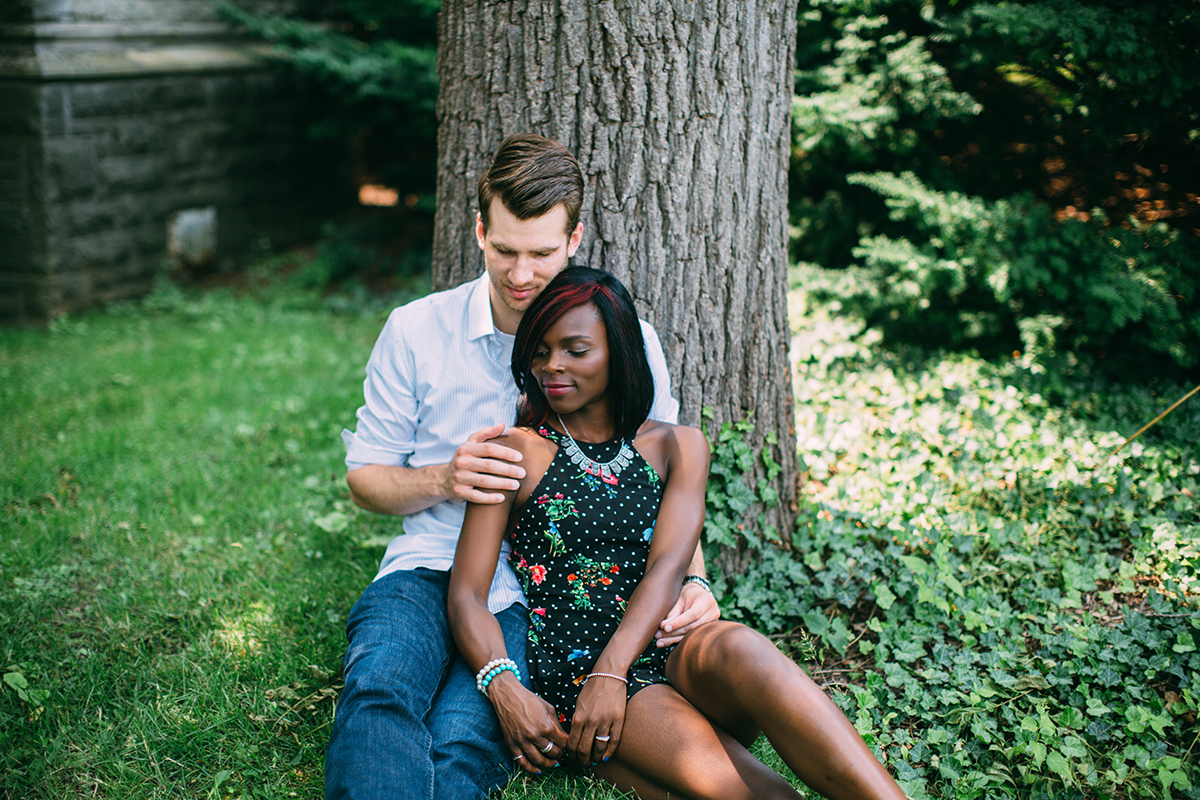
[681,621,776,670]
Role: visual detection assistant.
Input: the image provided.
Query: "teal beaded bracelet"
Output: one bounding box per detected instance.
[478,661,520,696]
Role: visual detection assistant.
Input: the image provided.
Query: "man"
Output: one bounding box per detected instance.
[325,133,719,800]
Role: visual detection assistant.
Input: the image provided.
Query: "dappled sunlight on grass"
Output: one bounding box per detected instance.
[213,601,278,658]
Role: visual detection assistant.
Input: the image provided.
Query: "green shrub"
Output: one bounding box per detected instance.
[215,0,439,193]
[843,171,1200,369]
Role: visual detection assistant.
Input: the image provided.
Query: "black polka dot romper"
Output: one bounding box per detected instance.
[508,424,672,724]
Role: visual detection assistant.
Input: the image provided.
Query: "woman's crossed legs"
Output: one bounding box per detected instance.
[589,621,907,800]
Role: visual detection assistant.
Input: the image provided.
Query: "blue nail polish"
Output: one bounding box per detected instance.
[603,756,610,762]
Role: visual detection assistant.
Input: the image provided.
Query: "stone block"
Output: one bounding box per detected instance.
[97,151,167,192]
[66,81,143,120]
[39,85,67,137]
[67,228,130,269]
[145,78,208,113]
[44,137,98,200]
[109,116,159,155]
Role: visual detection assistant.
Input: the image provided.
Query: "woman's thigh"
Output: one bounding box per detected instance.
[588,684,800,800]
[664,620,782,743]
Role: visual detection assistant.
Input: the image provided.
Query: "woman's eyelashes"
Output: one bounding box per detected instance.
[533,347,590,359]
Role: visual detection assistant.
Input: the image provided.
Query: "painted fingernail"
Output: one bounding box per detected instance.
[603,756,610,762]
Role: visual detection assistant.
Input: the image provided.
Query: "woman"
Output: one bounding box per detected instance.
[449,267,905,800]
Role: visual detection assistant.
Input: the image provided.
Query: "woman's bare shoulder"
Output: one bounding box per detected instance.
[635,421,710,461]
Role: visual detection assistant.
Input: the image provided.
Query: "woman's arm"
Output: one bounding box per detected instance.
[567,425,711,763]
[448,449,568,773]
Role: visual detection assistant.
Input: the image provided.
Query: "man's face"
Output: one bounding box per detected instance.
[476,200,583,334]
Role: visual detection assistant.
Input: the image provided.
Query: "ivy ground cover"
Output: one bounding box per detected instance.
[717,266,1200,799]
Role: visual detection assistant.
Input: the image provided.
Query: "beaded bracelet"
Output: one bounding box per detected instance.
[586,671,629,685]
[477,658,520,697]
[683,574,712,593]
[475,658,510,688]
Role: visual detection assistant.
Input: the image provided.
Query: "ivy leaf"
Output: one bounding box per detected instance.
[873,582,897,610]
[1013,674,1051,691]
[1046,749,1072,782]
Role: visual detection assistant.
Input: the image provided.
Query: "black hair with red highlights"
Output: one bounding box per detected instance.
[512,266,654,440]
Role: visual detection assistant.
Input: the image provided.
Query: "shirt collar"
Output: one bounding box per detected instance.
[467,272,498,341]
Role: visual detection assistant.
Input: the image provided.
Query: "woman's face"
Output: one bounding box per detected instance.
[531,302,610,417]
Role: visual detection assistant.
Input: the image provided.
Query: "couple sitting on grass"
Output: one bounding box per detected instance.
[329,133,905,800]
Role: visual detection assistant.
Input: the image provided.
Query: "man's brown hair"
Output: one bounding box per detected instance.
[477,133,584,234]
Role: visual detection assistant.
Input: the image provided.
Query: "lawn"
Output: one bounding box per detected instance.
[2,271,1197,799]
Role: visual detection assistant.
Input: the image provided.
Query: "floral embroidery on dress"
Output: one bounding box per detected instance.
[510,554,548,593]
[565,555,619,610]
[577,470,618,498]
[537,492,577,520]
[528,607,547,644]
[535,494,575,556]
[643,462,660,486]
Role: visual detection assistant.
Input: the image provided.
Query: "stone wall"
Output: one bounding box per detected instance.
[0,0,345,321]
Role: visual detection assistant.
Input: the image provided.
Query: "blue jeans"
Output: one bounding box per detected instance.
[325,568,531,800]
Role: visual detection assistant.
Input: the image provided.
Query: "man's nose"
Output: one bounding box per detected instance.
[511,257,534,285]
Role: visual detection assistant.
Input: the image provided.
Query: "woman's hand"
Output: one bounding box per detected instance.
[567,674,627,765]
[487,674,568,775]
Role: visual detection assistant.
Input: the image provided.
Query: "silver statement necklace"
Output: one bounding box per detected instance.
[556,413,634,486]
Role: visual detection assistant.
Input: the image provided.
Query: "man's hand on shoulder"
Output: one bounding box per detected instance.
[444,424,527,504]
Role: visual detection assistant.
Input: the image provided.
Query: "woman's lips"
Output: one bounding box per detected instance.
[542,384,571,397]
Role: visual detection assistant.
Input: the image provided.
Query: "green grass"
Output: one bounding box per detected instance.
[2,270,1198,799]
[1,282,390,798]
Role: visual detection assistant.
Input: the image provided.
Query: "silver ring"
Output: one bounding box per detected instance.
[514,754,525,760]
[595,734,611,742]
[541,741,554,753]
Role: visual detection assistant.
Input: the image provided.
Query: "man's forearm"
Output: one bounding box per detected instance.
[346,463,449,517]
[687,541,707,579]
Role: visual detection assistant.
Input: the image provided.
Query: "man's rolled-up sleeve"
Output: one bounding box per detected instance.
[343,312,420,470]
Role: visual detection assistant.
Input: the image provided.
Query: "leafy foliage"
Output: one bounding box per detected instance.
[791,0,1200,371]
[717,265,1200,799]
[844,171,1200,367]
[215,0,439,193]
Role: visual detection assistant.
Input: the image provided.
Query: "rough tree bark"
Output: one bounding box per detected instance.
[433,0,798,554]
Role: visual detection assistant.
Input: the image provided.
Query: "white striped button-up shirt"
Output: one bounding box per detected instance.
[342,272,679,612]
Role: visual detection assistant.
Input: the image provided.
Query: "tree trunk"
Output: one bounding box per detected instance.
[434,0,798,557]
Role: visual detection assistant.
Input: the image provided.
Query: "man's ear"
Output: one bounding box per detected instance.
[475,212,486,251]
[566,221,583,257]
